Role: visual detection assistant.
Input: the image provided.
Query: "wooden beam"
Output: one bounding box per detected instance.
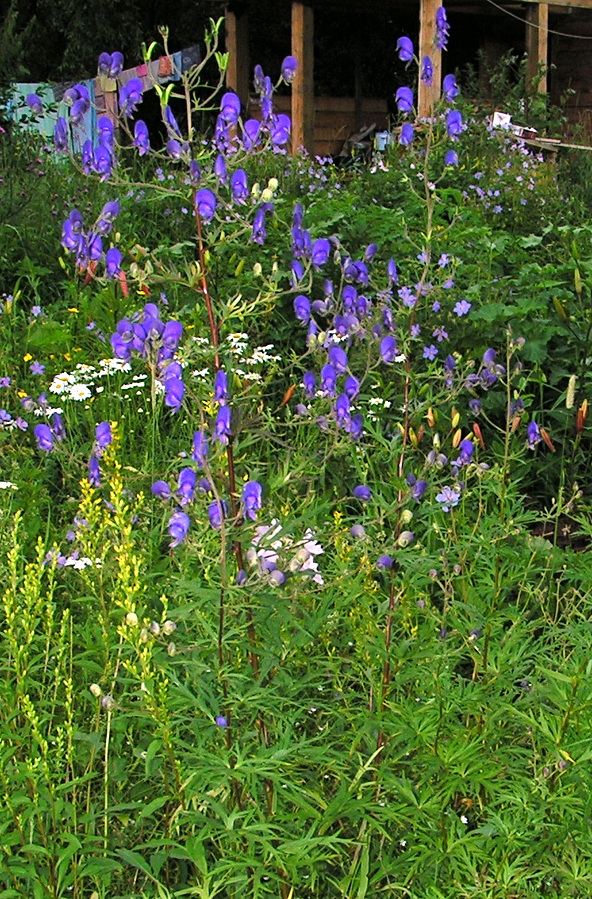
[418,0,442,118]
[526,2,548,93]
[291,2,315,154]
[225,4,251,106]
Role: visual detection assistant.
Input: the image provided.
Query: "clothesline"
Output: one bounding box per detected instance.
[6,45,201,151]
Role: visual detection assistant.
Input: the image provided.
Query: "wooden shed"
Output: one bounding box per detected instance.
[222,0,592,155]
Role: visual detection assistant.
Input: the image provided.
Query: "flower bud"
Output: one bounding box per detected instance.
[125,611,138,626]
[167,642,176,656]
[89,683,102,697]
[162,619,176,635]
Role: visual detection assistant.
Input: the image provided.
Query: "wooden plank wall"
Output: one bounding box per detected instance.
[247,95,389,157]
[551,10,592,136]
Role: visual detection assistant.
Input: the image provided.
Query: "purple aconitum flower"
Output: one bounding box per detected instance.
[92,145,113,181]
[380,335,398,364]
[377,554,394,570]
[387,258,399,285]
[133,120,150,155]
[98,52,112,75]
[88,454,101,487]
[436,6,450,51]
[214,406,232,445]
[399,123,414,147]
[344,375,360,399]
[98,116,114,151]
[189,160,201,185]
[26,93,43,115]
[335,393,351,427]
[214,370,229,404]
[251,206,267,244]
[164,105,181,136]
[220,91,241,124]
[195,188,217,223]
[192,430,208,467]
[444,149,459,166]
[214,153,227,185]
[95,421,112,448]
[109,51,124,77]
[242,480,263,520]
[253,64,266,92]
[353,485,372,502]
[271,114,291,147]
[230,169,249,204]
[436,485,461,512]
[454,438,474,467]
[87,232,103,261]
[162,320,183,351]
[119,78,143,117]
[105,247,122,279]
[291,260,304,285]
[215,715,228,727]
[412,479,427,501]
[166,139,183,159]
[177,468,197,505]
[208,499,227,530]
[303,371,316,398]
[328,345,348,374]
[421,56,433,86]
[350,524,366,539]
[34,423,54,452]
[396,86,414,114]
[96,200,120,235]
[294,295,311,323]
[164,377,185,412]
[396,36,414,62]
[443,73,459,101]
[168,510,190,547]
[152,480,172,500]
[527,420,542,449]
[312,238,331,267]
[281,55,298,83]
[446,109,463,138]
[70,96,90,125]
[320,363,337,397]
[242,118,261,151]
[54,117,68,152]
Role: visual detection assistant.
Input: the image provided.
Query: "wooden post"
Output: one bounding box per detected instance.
[526,3,549,93]
[418,0,442,118]
[291,1,315,154]
[225,2,251,106]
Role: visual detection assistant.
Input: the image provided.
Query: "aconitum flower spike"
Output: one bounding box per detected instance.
[242,481,263,520]
[133,120,150,155]
[34,423,54,452]
[95,421,112,448]
[396,37,414,62]
[443,74,459,101]
[294,295,311,323]
[195,189,217,222]
[220,92,241,124]
[396,86,414,114]
[281,55,298,84]
[399,123,414,146]
[435,6,450,51]
[168,510,190,547]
